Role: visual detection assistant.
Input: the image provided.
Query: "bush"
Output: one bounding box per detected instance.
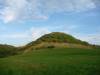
[47,45,55,48]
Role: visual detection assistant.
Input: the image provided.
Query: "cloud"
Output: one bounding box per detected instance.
[30,27,50,40]
[0,33,30,39]
[0,27,50,46]
[50,24,80,34]
[2,8,16,23]
[43,0,96,13]
[0,0,99,23]
[76,34,100,45]
[0,27,50,39]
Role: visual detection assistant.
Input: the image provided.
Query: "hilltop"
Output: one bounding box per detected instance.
[30,32,89,44]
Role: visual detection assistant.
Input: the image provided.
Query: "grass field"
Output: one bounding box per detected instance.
[0,48,100,75]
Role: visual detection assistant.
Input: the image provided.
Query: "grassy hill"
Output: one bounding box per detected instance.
[23,32,91,51]
[0,44,17,58]
[28,32,89,45]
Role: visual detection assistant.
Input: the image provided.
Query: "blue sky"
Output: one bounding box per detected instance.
[0,0,100,46]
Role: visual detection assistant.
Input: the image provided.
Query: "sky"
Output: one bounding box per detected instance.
[0,0,100,46]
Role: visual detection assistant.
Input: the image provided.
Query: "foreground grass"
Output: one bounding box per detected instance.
[0,48,100,75]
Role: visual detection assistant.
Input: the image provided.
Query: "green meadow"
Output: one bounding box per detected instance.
[0,48,100,75]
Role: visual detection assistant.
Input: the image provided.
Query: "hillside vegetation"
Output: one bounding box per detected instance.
[23,32,91,51]
[28,32,89,45]
[0,44,17,58]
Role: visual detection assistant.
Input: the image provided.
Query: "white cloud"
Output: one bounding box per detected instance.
[0,27,50,39]
[50,24,80,34]
[0,0,99,23]
[76,34,100,45]
[2,9,16,23]
[30,27,50,40]
[0,27,50,46]
[43,0,96,13]
[0,33,30,39]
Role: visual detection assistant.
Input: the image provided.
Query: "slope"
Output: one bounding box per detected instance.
[23,32,91,51]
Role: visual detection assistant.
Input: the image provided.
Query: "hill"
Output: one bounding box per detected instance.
[0,44,17,58]
[23,32,91,51]
[30,32,89,44]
